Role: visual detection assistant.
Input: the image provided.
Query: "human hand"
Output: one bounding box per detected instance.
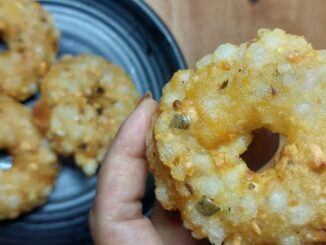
[89,93,210,245]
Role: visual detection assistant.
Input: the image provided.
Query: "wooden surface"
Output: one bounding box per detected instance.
[146,0,326,67]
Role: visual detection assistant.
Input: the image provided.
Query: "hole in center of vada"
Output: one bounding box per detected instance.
[240,128,283,172]
[0,38,7,53]
[0,149,13,170]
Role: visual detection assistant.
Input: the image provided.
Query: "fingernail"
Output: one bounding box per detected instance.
[136,91,152,106]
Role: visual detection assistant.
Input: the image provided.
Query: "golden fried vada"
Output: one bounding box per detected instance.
[0,96,58,220]
[34,55,139,176]
[0,0,59,101]
[147,29,326,244]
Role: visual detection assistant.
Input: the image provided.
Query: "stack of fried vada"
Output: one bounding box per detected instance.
[0,0,138,220]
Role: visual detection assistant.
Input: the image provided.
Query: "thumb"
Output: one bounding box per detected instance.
[90,94,162,245]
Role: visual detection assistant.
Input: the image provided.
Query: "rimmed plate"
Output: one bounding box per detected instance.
[0,0,186,244]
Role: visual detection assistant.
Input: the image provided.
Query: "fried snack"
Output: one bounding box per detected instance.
[146,29,326,244]
[0,96,58,220]
[0,0,59,101]
[33,55,139,176]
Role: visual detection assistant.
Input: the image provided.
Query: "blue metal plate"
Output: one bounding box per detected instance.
[0,0,186,244]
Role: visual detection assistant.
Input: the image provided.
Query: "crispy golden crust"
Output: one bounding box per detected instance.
[34,55,139,175]
[0,96,58,220]
[147,29,326,244]
[0,0,59,101]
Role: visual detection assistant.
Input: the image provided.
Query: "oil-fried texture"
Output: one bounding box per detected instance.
[34,55,139,176]
[0,0,59,101]
[146,29,326,245]
[0,96,58,220]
